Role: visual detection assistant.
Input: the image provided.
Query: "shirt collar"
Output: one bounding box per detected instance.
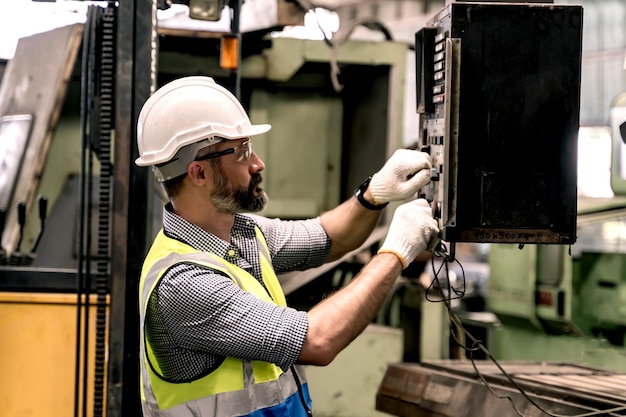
[162,203,257,255]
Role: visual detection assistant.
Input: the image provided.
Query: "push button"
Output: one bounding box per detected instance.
[430,168,440,181]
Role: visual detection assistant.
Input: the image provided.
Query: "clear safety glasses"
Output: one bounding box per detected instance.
[194,139,252,163]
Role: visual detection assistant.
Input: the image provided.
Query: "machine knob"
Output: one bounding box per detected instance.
[434,201,442,219]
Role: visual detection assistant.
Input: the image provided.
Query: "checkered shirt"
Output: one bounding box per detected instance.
[145,203,331,382]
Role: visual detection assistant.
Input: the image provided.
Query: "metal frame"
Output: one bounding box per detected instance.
[106,0,155,415]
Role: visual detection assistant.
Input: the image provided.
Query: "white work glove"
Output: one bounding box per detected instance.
[378,199,440,269]
[369,149,432,204]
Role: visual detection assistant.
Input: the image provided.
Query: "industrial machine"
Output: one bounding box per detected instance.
[484,94,626,370]
[414,1,582,250]
[377,361,626,416]
[375,1,626,416]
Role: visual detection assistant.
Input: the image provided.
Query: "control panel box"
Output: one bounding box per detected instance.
[416,2,583,244]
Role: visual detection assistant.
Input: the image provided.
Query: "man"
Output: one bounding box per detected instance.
[135,76,439,417]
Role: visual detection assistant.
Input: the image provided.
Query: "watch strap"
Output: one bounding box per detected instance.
[355,177,388,210]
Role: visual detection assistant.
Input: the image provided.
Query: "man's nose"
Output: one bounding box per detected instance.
[250,152,265,172]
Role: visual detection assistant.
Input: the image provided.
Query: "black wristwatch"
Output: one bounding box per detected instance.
[355,177,389,210]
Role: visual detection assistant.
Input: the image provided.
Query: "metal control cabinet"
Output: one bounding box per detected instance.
[416,2,583,244]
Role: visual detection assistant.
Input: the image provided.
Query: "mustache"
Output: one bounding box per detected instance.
[250,173,263,189]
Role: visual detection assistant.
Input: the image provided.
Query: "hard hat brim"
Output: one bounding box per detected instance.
[220,123,271,140]
[135,123,271,167]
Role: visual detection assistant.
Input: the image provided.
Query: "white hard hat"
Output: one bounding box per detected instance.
[135,76,271,182]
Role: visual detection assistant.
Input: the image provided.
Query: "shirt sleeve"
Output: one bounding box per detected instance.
[156,263,309,371]
[247,215,331,274]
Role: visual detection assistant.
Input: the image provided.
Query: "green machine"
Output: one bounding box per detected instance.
[487,92,626,371]
[375,95,626,417]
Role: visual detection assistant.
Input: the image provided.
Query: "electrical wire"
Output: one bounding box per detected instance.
[330,16,394,92]
[290,0,333,47]
[291,365,313,417]
[427,245,626,417]
[289,0,395,92]
[425,242,466,303]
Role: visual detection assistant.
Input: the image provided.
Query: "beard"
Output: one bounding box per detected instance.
[210,160,268,214]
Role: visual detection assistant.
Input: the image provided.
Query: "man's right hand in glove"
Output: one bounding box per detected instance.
[378,199,440,269]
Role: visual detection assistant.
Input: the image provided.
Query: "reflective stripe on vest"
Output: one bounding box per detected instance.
[139,228,310,416]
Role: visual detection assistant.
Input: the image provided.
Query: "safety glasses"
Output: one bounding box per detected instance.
[194,139,252,162]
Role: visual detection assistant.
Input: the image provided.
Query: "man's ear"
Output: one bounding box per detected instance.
[187,161,210,185]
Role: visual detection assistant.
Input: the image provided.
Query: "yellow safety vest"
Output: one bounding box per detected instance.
[139,228,311,417]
